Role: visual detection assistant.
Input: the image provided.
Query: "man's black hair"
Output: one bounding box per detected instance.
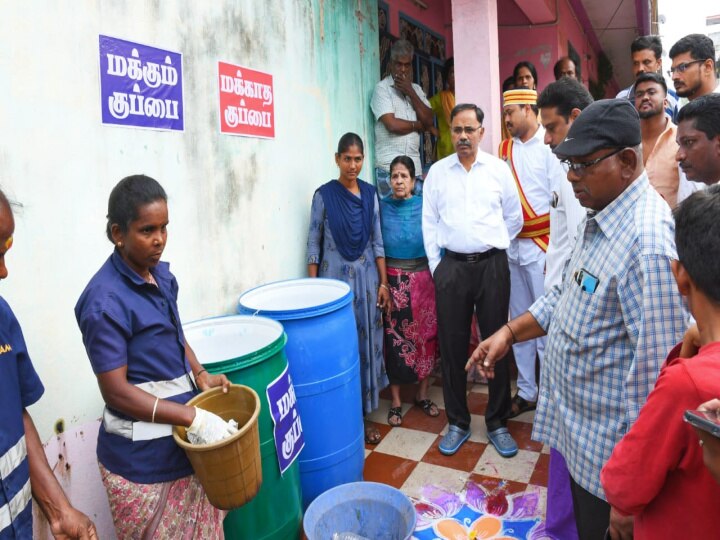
[537,78,593,120]
[676,93,720,140]
[674,184,720,304]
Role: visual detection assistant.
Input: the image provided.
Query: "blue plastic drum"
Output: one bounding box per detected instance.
[238,278,364,509]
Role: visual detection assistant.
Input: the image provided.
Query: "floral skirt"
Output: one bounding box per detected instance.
[384,266,439,384]
[99,463,225,540]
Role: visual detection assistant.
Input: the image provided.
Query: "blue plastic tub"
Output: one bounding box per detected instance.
[238,278,365,509]
[303,481,417,540]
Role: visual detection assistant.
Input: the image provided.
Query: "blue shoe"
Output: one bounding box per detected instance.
[487,427,518,458]
[439,425,471,455]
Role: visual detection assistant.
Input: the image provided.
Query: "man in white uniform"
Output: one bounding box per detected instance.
[499,89,557,418]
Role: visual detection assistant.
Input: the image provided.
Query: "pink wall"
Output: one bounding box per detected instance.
[453,0,503,154]
[497,0,599,92]
[383,0,454,58]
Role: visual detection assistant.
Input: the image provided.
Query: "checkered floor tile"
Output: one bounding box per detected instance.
[364,377,548,527]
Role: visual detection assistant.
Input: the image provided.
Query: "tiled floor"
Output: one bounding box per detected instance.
[363,377,549,520]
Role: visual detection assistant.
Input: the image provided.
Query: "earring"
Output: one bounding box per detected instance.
[117,242,124,248]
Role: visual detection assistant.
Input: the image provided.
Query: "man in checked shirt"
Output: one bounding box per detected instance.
[467,99,689,540]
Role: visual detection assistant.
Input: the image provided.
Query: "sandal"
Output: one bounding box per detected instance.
[364,425,381,445]
[387,406,403,427]
[508,393,536,419]
[415,398,440,417]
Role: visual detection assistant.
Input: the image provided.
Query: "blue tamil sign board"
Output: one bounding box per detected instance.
[266,365,304,474]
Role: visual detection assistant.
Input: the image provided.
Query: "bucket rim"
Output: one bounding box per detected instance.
[303,481,417,540]
[237,278,353,320]
[183,314,288,369]
[172,384,261,451]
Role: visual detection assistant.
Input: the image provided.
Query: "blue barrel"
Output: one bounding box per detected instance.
[238,278,364,509]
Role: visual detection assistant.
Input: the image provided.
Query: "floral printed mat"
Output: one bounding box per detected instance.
[411,482,549,540]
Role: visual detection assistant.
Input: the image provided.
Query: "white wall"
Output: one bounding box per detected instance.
[1,0,379,442]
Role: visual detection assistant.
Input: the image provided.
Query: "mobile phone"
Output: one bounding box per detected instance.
[684,409,720,438]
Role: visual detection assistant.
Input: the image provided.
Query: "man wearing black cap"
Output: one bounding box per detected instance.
[467,99,688,538]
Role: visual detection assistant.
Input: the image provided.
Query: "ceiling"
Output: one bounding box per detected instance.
[576,0,651,89]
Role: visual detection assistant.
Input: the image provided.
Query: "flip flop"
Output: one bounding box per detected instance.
[387,406,403,427]
[415,398,440,417]
[508,393,536,419]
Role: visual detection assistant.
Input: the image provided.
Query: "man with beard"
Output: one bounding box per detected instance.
[422,103,522,457]
[616,35,678,120]
[634,72,681,207]
[499,89,557,421]
[669,34,719,104]
[676,94,720,186]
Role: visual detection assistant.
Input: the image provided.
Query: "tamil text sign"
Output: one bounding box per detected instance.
[99,35,184,131]
[218,61,275,138]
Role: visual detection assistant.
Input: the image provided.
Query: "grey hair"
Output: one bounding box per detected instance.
[390,39,414,62]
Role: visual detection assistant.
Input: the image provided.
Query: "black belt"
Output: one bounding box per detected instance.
[444,248,501,263]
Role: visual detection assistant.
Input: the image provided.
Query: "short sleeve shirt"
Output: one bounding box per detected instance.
[0,297,44,539]
[371,75,430,174]
[75,251,196,483]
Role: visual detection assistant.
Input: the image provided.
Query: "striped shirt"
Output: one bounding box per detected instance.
[529,173,689,499]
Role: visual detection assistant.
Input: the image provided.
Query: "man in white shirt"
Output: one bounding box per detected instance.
[422,103,523,457]
[537,78,591,292]
[370,39,433,198]
[499,89,556,419]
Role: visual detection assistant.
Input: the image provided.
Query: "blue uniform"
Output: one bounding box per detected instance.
[75,251,197,484]
[0,297,44,539]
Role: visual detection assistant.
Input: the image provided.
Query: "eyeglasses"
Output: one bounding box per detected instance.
[561,148,624,175]
[451,126,482,135]
[667,60,705,76]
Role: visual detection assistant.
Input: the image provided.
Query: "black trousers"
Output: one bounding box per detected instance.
[434,251,512,432]
[569,474,611,540]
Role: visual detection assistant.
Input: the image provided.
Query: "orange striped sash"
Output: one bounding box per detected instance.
[498,139,550,252]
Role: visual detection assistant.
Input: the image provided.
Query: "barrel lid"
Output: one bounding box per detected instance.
[183,315,286,368]
[237,278,353,320]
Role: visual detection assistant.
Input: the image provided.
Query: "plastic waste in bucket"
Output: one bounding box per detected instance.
[184,315,302,540]
[237,278,364,509]
[303,481,417,540]
[173,384,261,510]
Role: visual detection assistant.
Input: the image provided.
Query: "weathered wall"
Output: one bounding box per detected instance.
[0,0,379,446]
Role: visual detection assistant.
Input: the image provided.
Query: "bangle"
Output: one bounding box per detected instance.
[151,397,160,423]
[196,369,207,379]
[504,323,518,344]
[379,283,390,291]
[412,121,417,131]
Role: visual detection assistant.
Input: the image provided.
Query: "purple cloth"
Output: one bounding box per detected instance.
[546,448,579,540]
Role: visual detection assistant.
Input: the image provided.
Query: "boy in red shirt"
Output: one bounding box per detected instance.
[601,185,720,539]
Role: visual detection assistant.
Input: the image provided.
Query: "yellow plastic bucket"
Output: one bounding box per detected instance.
[173,384,262,510]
